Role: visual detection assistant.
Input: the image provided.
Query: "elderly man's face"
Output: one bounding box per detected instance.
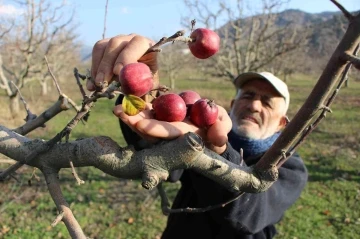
[229,79,287,139]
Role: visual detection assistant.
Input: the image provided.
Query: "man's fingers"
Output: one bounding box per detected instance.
[91,38,109,80]
[207,106,232,147]
[90,34,157,92]
[86,80,96,91]
[94,35,134,86]
[113,35,154,75]
[207,120,229,147]
[136,120,197,139]
[113,103,231,147]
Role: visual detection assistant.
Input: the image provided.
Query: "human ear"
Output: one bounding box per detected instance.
[277,116,287,130]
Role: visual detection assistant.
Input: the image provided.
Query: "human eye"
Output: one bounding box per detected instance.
[240,91,254,99]
[261,96,273,108]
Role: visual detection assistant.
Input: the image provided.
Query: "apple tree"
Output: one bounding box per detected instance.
[0,0,80,117]
[0,1,360,238]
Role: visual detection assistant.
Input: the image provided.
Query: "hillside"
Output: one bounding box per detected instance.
[227,9,358,74]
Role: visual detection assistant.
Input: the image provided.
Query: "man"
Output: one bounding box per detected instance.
[89,34,308,239]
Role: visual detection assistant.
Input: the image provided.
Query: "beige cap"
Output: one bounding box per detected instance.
[233,71,290,112]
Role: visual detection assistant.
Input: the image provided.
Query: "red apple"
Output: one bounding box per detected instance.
[190,99,218,127]
[153,93,187,122]
[178,90,201,105]
[188,28,220,59]
[179,90,202,116]
[119,62,153,97]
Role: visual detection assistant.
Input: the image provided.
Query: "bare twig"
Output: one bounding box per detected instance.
[74,68,88,99]
[330,0,354,21]
[157,182,245,214]
[12,96,71,136]
[44,55,62,95]
[0,22,13,38]
[145,30,189,54]
[190,19,196,32]
[52,211,65,227]
[10,81,36,122]
[342,50,360,68]
[102,0,109,39]
[28,168,40,186]
[69,160,85,185]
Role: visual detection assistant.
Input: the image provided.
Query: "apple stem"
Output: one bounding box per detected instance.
[190,19,196,33]
[208,99,216,107]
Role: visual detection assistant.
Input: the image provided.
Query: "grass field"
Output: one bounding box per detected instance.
[0,73,359,239]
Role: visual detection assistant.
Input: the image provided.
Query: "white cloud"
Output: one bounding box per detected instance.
[0,4,24,16]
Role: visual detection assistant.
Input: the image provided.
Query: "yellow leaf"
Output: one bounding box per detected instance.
[123,95,146,116]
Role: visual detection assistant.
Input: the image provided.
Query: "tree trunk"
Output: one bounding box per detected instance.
[170,74,175,90]
[41,81,48,95]
[9,94,20,118]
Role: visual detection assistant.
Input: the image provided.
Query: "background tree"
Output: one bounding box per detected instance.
[181,0,310,81]
[158,46,194,90]
[0,0,80,117]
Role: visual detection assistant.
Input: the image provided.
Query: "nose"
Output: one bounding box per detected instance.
[247,96,262,112]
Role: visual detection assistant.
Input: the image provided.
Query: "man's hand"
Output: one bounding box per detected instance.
[91,33,231,154]
[88,34,159,91]
[113,103,232,154]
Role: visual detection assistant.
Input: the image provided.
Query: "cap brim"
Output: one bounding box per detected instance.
[233,72,286,99]
[234,72,267,89]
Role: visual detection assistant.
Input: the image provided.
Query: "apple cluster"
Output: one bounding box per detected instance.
[153,90,219,128]
[118,27,221,127]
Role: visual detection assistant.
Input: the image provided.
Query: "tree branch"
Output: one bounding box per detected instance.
[255,13,360,172]
[341,51,360,69]
[43,170,86,238]
[0,125,276,193]
[12,95,71,135]
[330,0,354,21]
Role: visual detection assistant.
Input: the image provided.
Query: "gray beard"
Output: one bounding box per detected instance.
[229,109,259,140]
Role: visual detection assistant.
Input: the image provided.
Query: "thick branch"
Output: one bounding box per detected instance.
[0,125,276,193]
[255,13,360,171]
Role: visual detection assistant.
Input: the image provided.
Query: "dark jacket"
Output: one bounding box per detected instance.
[115,96,308,239]
[161,144,308,239]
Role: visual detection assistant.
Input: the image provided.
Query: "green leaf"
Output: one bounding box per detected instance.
[122,95,146,116]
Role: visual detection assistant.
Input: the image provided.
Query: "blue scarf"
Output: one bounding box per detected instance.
[228,129,280,159]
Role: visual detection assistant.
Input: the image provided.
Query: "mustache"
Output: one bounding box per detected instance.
[237,112,262,125]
